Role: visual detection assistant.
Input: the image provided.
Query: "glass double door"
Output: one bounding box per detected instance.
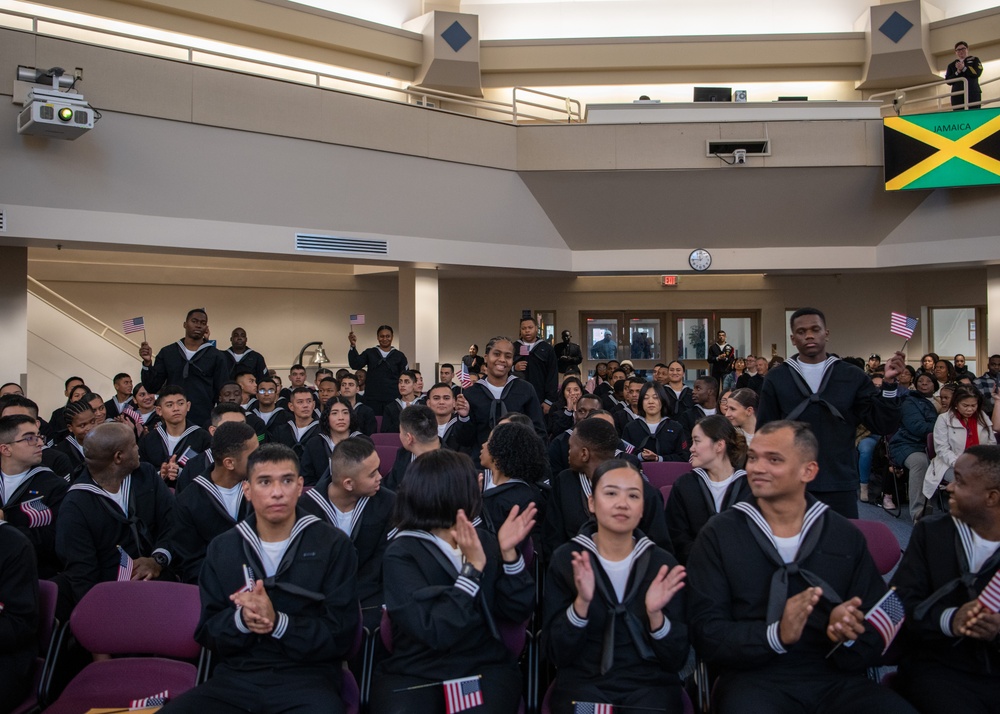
[582,310,758,381]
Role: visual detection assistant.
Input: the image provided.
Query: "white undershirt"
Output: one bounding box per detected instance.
[702,472,739,512]
[230,350,247,363]
[773,533,802,564]
[332,504,354,535]
[292,422,316,442]
[671,388,684,397]
[1,470,31,505]
[429,533,464,572]
[217,483,243,520]
[180,344,198,361]
[377,348,392,359]
[256,409,279,425]
[106,486,129,516]
[259,538,291,577]
[437,423,450,439]
[165,433,182,454]
[969,530,1000,573]
[595,552,634,602]
[521,339,539,354]
[700,407,718,417]
[645,419,661,434]
[483,381,505,399]
[798,361,826,393]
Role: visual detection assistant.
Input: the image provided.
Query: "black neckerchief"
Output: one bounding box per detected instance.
[733,497,841,623]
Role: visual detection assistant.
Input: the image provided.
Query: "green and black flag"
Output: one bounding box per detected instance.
[883,107,1000,190]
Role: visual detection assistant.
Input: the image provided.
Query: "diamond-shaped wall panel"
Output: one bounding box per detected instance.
[441,21,471,52]
[879,11,913,44]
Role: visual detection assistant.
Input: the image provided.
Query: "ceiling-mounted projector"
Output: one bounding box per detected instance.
[16,66,96,140]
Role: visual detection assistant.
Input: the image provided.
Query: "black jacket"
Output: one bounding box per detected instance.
[460,377,547,454]
[554,341,583,376]
[0,466,68,578]
[51,437,86,482]
[544,524,688,692]
[298,481,395,613]
[196,512,359,674]
[170,474,253,584]
[664,468,750,565]
[0,525,39,692]
[351,402,378,436]
[687,497,888,676]
[757,357,902,492]
[379,526,534,680]
[622,418,689,462]
[141,341,230,428]
[299,432,367,487]
[512,339,559,406]
[892,514,1000,679]
[224,348,269,382]
[138,423,212,477]
[347,346,408,409]
[56,463,175,611]
[268,420,320,459]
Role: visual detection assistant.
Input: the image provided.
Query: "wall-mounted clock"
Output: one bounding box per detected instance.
[689,249,712,272]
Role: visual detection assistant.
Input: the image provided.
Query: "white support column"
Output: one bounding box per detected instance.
[0,247,28,391]
[397,268,440,378]
[987,265,1000,360]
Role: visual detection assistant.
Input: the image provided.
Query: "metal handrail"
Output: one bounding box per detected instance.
[868,75,998,115]
[27,276,142,359]
[1,6,581,126]
[513,87,583,124]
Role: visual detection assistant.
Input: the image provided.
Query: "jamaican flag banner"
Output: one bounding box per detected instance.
[883,107,1000,190]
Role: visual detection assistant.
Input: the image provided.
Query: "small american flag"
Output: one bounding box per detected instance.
[122,316,145,335]
[20,498,52,528]
[350,314,365,326]
[459,363,473,388]
[116,546,134,582]
[130,690,168,708]
[177,446,199,467]
[865,588,906,653]
[574,703,614,714]
[443,676,483,714]
[978,569,1000,613]
[889,312,918,340]
[123,404,144,427]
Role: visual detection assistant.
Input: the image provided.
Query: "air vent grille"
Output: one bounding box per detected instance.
[295,233,387,255]
[0,209,6,233]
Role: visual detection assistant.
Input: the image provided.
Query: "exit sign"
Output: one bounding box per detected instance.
[661,275,678,286]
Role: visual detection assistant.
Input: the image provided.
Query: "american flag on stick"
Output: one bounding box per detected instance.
[574,703,614,714]
[350,314,365,325]
[459,362,473,389]
[443,676,483,714]
[890,312,918,340]
[978,569,1000,613]
[865,587,906,654]
[20,498,52,528]
[116,546,134,582]
[122,316,145,335]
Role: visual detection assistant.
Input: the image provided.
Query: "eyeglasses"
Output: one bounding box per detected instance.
[4,433,43,445]
[257,388,276,395]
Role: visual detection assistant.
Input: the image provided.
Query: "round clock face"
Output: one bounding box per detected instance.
[689,249,712,271]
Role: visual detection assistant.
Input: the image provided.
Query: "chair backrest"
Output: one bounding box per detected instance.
[374,416,383,431]
[370,432,402,448]
[926,432,936,460]
[849,519,901,576]
[37,580,59,651]
[70,581,202,659]
[375,445,398,477]
[642,461,691,489]
[659,484,672,504]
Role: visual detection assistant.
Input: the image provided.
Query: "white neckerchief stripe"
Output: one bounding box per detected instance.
[785,356,839,392]
[193,475,243,520]
[68,475,132,515]
[306,488,339,524]
[579,472,592,498]
[695,468,747,488]
[571,533,655,575]
[67,437,85,456]
[236,515,321,570]
[732,500,828,555]
[156,424,200,452]
[952,517,976,572]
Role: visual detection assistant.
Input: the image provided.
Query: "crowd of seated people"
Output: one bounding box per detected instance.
[2,309,999,714]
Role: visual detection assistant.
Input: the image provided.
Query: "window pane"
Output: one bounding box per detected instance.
[676,317,708,360]
[628,317,660,360]
[719,317,751,360]
[587,318,619,360]
[931,307,977,375]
